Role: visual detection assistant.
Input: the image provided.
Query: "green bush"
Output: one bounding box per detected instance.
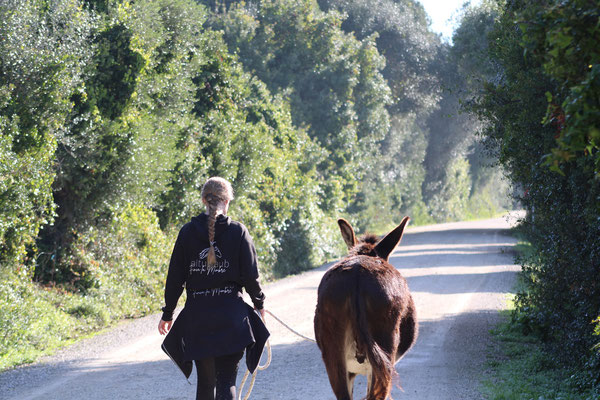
[485,311,600,400]
[0,113,56,268]
[0,0,94,269]
[71,204,174,318]
[0,204,174,371]
[0,277,77,370]
[470,0,600,389]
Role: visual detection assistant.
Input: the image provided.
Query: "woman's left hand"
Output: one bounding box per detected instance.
[158,319,172,335]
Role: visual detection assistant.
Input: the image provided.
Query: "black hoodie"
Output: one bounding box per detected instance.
[161,213,265,360]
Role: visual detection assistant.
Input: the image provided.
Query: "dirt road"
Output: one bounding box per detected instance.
[0,214,521,399]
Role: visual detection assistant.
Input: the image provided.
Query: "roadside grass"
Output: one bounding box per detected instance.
[0,205,175,372]
[483,235,599,400]
[483,308,599,400]
[0,279,159,371]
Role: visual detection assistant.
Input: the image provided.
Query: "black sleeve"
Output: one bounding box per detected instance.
[239,227,265,310]
[161,229,187,321]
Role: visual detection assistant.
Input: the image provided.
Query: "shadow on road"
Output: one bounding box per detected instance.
[389,227,517,270]
[2,357,196,400]
[404,227,512,238]
[396,310,507,399]
[391,250,515,269]
[405,270,518,294]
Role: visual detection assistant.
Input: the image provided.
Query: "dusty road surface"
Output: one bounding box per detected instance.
[1,214,521,400]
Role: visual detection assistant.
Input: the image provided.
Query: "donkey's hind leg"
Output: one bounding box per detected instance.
[322,350,353,400]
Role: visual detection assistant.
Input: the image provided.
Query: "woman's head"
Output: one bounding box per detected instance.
[201,177,234,268]
[201,177,234,211]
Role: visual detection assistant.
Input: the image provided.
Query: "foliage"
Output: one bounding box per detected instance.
[0,112,56,270]
[317,0,447,226]
[426,157,472,222]
[484,310,600,400]
[205,0,392,211]
[470,0,600,388]
[38,0,223,284]
[0,278,77,370]
[319,0,510,225]
[424,1,511,223]
[347,112,428,231]
[517,0,600,172]
[0,204,173,370]
[0,0,97,369]
[318,0,441,116]
[465,163,511,220]
[70,204,173,317]
[0,0,94,269]
[2,0,342,290]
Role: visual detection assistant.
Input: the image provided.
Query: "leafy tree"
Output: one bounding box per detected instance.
[313,0,443,226]
[37,0,212,287]
[36,16,146,287]
[318,0,441,116]
[0,0,99,369]
[204,0,392,213]
[422,46,474,220]
[517,0,600,172]
[0,103,56,272]
[471,0,600,384]
[0,0,95,273]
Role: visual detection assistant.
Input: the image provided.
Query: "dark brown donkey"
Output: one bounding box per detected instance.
[314,217,417,400]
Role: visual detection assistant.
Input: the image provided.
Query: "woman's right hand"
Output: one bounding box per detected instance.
[158,319,172,335]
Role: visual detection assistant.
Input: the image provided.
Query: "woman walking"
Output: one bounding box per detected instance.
[158,177,266,400]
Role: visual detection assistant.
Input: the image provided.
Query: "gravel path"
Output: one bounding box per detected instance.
[0,213,521,399]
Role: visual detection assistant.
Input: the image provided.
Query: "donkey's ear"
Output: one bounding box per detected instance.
[374,216,410,261]
[337,218,357,250]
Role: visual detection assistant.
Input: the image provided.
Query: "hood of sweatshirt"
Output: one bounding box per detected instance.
[190,213,232,240]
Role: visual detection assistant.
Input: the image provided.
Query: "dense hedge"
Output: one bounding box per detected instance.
[471,0,600,391]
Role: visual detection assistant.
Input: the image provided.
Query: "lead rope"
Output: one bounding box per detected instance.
[264,309,316,343]
[237,334,271,400]
[237,309,316,400]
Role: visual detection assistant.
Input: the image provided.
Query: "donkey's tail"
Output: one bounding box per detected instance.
[351,268,394,399]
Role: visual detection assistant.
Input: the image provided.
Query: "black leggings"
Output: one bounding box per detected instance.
[194,351,244,400]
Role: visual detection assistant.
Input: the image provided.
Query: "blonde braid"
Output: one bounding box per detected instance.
[206,201,218,269]
[201,177,234,271]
